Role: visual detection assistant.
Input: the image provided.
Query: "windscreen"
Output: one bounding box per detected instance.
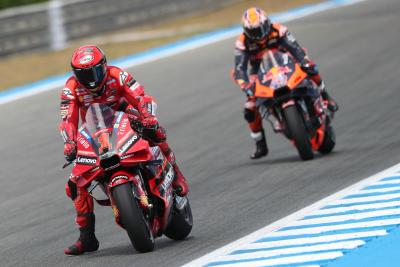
[259,50,296,89]
[81,103,123,156]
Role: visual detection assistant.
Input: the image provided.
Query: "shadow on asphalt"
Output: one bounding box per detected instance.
[92,236,195,257]
[227,150,344,169]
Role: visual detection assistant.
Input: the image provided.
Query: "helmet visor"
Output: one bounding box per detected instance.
[244,21,269,40]
[73,63,106,89]
[245,27,264,40]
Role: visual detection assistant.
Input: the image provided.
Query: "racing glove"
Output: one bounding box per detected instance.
[300,60,319,76]
[141,117,166,144]
[238,80,255,97]
[64,141,77,162]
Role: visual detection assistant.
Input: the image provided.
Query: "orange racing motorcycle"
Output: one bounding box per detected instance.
[253,49,335,160]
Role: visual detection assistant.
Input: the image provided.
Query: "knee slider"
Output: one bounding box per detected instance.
[244,108,256,122]
[66,180,77,200]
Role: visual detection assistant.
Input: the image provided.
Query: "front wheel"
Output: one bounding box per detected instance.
[283,105,314,160]
[164,196,193,240]
[112,183,155,253]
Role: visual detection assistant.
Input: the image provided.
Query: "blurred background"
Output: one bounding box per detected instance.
[0,0,319,91]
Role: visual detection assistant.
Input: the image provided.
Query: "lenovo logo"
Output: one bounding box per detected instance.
[119,135,138,154]
[76,157,97,165]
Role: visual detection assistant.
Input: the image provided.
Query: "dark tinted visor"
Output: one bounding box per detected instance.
[245,27,264,40]
[74,63,106,89]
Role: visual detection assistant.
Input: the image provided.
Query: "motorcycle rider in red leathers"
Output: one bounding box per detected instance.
[234,8,338,159]
[60,45,189,255]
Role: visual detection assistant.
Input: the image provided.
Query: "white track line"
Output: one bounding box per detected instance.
[359,186,400,194]
[216,240,364,262]
[291,208,400,226]
[330,193,400,205]
[370,179,400,186]
[309,201,400,216]
[239,230,387,250]
[205,252,343,267]
[270,218,400,237]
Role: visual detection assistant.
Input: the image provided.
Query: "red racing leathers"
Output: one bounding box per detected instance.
[60,66,188,230]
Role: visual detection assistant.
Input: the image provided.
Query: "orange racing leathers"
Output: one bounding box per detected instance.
[234,23,323,134]
[59,66,188,229]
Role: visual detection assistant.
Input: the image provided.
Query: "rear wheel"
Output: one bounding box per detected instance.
[283,105,314,160]
[112,183,155,253]
[164,196,193,240]
[318,121,336,154]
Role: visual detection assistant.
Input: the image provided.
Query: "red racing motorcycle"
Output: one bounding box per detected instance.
[65,103,192,253]
[254,49,335,160]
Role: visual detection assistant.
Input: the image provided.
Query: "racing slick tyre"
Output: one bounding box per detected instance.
[112,183,155,253]
[283,105,314,160]
[318,121,336,154]
[164,196,193,240]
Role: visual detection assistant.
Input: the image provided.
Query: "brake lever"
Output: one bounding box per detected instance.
[62,161,74,169]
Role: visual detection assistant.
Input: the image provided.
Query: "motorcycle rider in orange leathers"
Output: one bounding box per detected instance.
[233,7,338,159]
[60,45,189,255]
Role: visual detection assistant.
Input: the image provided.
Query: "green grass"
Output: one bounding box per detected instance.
[0,0,48,10]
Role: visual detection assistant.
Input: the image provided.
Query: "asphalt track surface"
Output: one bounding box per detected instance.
[1,0,400,266]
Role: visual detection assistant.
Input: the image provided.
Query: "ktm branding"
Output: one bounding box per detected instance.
[76,156,97,165]
[119,135,138,153]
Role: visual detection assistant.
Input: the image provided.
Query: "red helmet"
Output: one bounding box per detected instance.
[242,7,270,41]
[71,45,107,93]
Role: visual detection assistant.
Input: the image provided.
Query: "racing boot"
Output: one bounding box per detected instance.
[158,141,189,197]
[172,163,189,197]
[64,213,99,255]
[250,130,268,159]
[318,82,338,112]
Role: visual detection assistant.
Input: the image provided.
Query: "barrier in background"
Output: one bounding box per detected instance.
[0,0,236,56]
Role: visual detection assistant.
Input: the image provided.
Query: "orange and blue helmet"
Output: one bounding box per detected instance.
[242,7,270,41]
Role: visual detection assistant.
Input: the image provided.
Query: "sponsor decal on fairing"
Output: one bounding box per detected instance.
[120,153,135,159]
[80,129,91,141]
[111,175,129,185]
[76,156,97,165]
[158,165,175,196]
[118,118,129,136]
[118,134,139,154]
[77,136,90,149]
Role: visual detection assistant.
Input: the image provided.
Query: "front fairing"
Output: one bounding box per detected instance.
[72,103,152,186]
[255,49,310,101]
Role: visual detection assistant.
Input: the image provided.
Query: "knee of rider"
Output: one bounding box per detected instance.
[155,125,167,142]
[311,73,322,85]
[158,141,176,164]
[66,180,77,200]
[158,141,170,154]
[244,108,256,122]
[75,214,91,228]
[249,74,258,84]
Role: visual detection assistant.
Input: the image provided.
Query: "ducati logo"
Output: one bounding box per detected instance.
[79,54,94,64]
